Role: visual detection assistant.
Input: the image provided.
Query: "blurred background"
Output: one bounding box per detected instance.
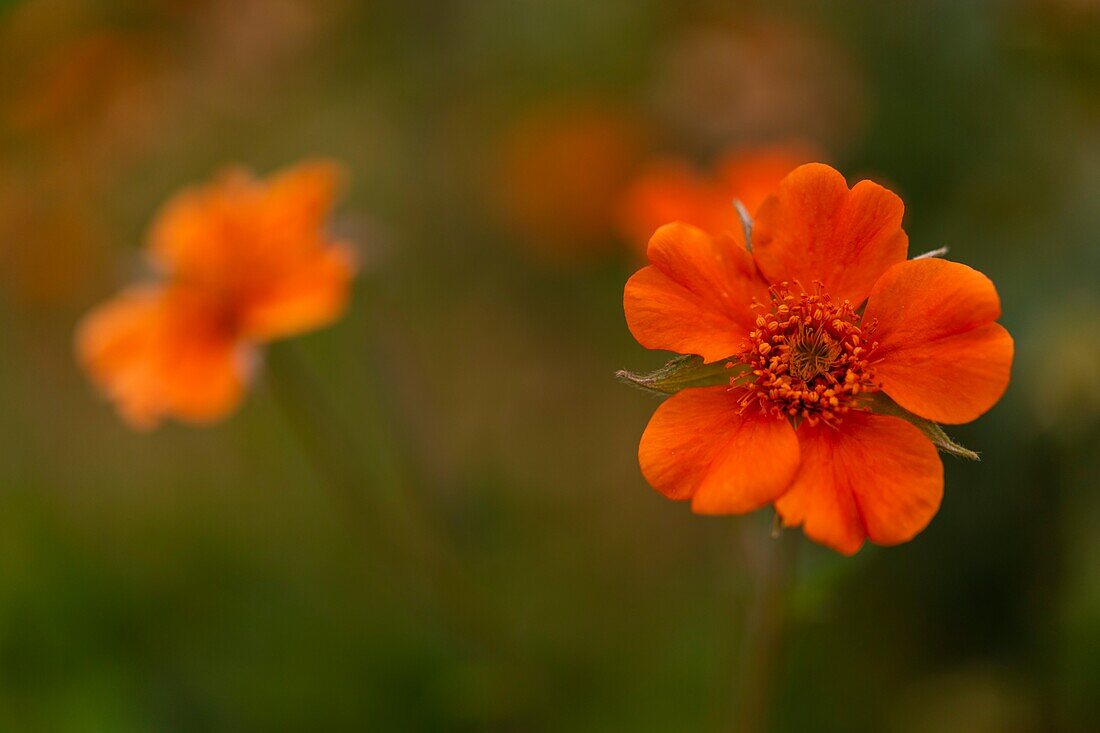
[0,0,1098,730]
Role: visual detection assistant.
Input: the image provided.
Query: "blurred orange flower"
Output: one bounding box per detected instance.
[619,146,813,251]
[624,164,1013,554]
[651,20,864,151]
[76,160,356,429]
[492,99,644,259]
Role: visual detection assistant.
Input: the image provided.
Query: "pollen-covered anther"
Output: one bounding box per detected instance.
[739,283,879,425]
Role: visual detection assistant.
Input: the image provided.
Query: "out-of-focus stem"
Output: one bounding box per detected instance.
[734,526,797,733]
[264,343,494,649]
[265,343,427,560]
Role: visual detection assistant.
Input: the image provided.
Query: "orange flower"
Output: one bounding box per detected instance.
[619,146,813,252]
[624,163,1013,554]
[76,160,356,429]
[492,99,644,259]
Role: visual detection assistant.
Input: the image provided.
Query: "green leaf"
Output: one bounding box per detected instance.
[616,355,750,396]
[864,393,980,460]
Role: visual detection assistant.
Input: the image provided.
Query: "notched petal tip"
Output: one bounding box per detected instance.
[753,162,908,306]
[865,258,1013,425]
[776,412,943,555]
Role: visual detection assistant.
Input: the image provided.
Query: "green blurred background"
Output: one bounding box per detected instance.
[0,0,1097,730]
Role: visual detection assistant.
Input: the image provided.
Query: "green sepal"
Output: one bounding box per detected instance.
[733,198,754,251]
[864,392,980,461]
[616,355,751,396]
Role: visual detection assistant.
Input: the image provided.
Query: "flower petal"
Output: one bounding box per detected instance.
[752,163,908,304]
[864,258,1013,424]
[75,286,252,429]
[147,168,255,285]
[624,222,770,363]
[239,241,357,342]
[638,387,799,514]
[148,160,346,292]
[260,159,345,238]
[776,412,943,555]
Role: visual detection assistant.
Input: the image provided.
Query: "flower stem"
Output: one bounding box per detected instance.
[264,342,495,649]
[734,524,797,733]
[265,342,426,560]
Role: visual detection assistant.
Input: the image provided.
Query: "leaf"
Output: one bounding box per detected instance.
[616,354,750,396]
[864,392,980,460]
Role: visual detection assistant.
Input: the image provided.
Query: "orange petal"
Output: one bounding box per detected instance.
[776,412,943,555]
[240,241,357,342]
[75,285,253,429]
[638,387,799,514]
[752,163,908,304]
[863,258,1014,424]
[148,160,346,292]
[624,222,770,363]
[147,168,256,286]
[260,159,345,231]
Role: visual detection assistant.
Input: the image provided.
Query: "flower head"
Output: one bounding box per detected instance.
[491,99,644,259]
[76,159,355,429]
[623,163,1013,554]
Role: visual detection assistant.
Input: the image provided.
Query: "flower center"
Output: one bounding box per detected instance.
[738,283,879,426]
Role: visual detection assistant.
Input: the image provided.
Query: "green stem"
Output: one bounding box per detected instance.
[265,345,372,531]
[734,526,797,733]
[264,343,494,649]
